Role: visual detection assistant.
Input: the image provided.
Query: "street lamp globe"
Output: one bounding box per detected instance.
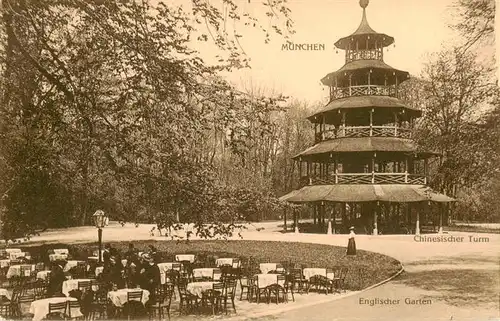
[93,210,106,228]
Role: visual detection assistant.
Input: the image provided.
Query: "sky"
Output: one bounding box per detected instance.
[174,0,498,104]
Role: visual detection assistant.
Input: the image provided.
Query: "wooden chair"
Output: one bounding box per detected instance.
[253,275,269,304]
[68,300,83,320]
[177,281,200,315]
[0,301,13,320]
[126,290,143,303]
[332,267,349,293]
[124,291,145,321]
[201,282,223,315]
[148,285,174,320]
[267,274,288,304]
[34,280,48,299]
[87,288,108,320]
[289,268,306,293]
[20,265,34,280]
[212,268,222,281]
[77,280,92,292]
[221,279,237,314]
[239,273,252,301]
[48,301,68,317]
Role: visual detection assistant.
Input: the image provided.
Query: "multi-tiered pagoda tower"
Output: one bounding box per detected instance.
[280,0,454,235]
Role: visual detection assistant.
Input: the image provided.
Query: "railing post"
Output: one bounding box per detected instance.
[372,172,375,183]
[348,75,352,96]
[405,172,408,183]
[335,173,338,184]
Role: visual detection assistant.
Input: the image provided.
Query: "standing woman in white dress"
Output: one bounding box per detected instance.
[346,226,356,255]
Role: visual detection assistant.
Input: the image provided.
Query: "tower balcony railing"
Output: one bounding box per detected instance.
[331,84,398,100]
[346,49,383,63]
[300,173,427,186]
[314,126,412,142]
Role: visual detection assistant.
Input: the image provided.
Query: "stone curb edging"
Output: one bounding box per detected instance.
[222,263,406,321]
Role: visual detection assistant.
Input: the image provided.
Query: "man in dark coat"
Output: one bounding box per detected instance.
[47,261,66,297]
[141,254,161,303]
[125,243,139,267]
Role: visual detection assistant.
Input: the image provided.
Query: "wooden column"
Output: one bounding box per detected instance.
[415,206,420,235]
[371,153,375,183]
[438,203,443,234]
[294,209,299,233]
[369,108,373,136]
[322,114,326,140]
[348,75,352,96]
[424,158,428,184]
[394,112,398,136]
[405,156,409,183]
[395,75,399,97]
[373,202,379,235]
[342,111,346,136]
[342,203,347,232]
[283,207,287,232]
[334,154,338,184]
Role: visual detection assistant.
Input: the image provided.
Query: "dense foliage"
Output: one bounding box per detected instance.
[0,0,311,240]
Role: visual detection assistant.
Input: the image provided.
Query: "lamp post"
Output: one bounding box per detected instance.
[92,210,107,264]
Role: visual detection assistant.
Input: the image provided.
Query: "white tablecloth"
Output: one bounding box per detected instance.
[0,259,10,268]
[36,270,52,281]
[157,262,182,273]
[9,252,26,260]
[63,260,85,272]
[5,248,21,254]
[0,288,11,300]
[6,264,35,278]
[186,281,218,298]
[302,268,335,280]
[49,253,68,262]
[175,254,195,263]
[62,278,94,296]
[53,249,69,255]
[216,258,240,268]
[256,274,284,288]
[193,268,221,281]
[29,297,81,321]
[107,288,149,307]
[259,263,278,274]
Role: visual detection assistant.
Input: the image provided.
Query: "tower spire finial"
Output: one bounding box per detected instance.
[359,0,369,9]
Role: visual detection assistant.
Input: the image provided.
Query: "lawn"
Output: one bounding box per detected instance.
[17,240,401,291]
[397,269,500,309]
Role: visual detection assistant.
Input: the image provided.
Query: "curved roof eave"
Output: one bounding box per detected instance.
[307,96,422,121]
[292,137,440,159]
[321,60,410,86]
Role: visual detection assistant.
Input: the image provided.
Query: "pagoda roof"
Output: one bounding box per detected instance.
[334,0,394,50]
[308,96,422,121]
[321,60,409,86]
[279,184,455,203]
[293,137,438,159]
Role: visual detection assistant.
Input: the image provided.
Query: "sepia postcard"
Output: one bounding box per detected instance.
[0,0,498,321]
